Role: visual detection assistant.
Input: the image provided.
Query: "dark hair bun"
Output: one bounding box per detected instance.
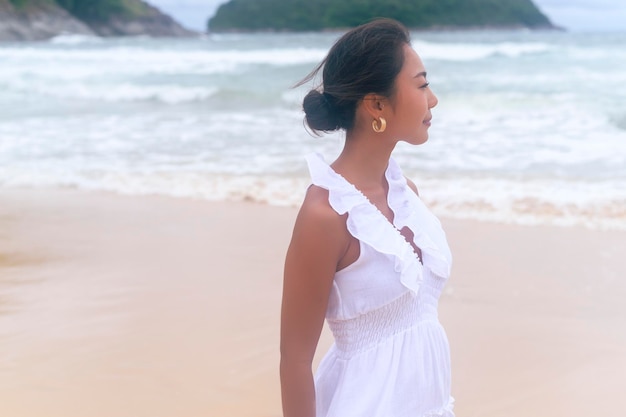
[303,90,341,133]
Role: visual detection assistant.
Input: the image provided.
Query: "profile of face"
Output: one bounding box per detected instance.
[384,44,439,145]
[301,19,436,140]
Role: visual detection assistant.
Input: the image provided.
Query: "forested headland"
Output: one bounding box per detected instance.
[208,0,557,32]
[0,0,194,41]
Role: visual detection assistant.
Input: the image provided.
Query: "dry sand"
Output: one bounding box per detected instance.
[1,187,625,417]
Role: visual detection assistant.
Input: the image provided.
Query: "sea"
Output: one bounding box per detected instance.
[0,30,625,230]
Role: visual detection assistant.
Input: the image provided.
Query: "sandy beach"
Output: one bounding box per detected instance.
[1,187,625,417]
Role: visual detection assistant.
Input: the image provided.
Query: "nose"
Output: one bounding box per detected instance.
[428,88,438,109]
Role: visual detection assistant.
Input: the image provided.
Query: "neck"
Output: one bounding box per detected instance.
[333,127,397,189]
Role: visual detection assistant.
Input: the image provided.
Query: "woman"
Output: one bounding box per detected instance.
[280,19,454,417]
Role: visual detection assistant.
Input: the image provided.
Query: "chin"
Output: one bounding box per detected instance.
[404,135,428,145]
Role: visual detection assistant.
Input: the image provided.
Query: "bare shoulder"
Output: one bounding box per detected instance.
[297,185,346,230]
[283,184,349,308]
[405,177,420,196]
[287,184,350,267]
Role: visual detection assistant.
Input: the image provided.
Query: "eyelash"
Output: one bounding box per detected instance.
[420,82,430,89]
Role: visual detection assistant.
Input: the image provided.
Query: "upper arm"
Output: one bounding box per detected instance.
[280,186,349,365]
[405,177,419,196]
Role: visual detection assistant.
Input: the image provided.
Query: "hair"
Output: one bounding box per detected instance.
[297,18,411,134]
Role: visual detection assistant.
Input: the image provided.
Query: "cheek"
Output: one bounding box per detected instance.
[393,91,426,123]
[408,95,427,117]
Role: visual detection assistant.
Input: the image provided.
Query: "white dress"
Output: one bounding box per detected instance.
[306,153,455,417]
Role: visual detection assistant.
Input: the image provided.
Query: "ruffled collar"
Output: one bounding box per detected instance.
[306,153,452,294]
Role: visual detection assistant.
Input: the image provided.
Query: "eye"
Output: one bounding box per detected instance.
[419,82,430,89]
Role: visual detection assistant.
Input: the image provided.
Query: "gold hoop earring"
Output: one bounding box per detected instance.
[372,117,386,133]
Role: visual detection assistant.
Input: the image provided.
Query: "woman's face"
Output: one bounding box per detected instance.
[387,44,438,145]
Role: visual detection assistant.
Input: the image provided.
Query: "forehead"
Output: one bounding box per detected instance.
[402,44,426,75]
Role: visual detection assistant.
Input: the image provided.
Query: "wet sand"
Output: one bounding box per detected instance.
[1,187,625,416]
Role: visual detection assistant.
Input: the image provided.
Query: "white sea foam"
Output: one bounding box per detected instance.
[0,47,327,73]
[3,78,218,104]
[418,176,626,230]
[0,45,327,103]
[1,166,624,230]
[1,32,625,230]
[413,40,552,61]
[49,34,103,45]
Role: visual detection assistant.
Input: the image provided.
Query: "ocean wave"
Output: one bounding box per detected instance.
[1,78,218,104]
[418,176,626,230]
[49,34,103,45]
[1,169,624,231]
[0,40,554,80]
[1,36,618,77]
[413,40,552,61]
[0,47,327,74]
[1,33,624,231]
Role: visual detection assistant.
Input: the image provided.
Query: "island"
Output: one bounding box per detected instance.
[208,0,557,32]
[0,0,195,41]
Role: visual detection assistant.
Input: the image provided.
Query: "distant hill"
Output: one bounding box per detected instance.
[208,0,557,32]
[0,0,195,41]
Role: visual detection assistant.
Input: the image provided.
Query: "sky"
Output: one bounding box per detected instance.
[148,0,626,33]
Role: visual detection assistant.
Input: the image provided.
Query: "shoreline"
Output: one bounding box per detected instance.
[1,186,625,416]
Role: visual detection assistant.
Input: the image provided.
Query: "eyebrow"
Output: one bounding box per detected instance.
[414,71,427,78]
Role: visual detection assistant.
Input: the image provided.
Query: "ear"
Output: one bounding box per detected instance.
[362,93,387,119]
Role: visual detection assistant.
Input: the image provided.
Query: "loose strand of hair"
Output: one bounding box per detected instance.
[292,58,327,90]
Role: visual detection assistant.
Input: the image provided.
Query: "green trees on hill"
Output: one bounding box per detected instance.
[55,0,149,21]
[7,0,149,21]
[208,0,554,32]
[56,0,122,21]
[209,0,330,31]
[8,0,53,8]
